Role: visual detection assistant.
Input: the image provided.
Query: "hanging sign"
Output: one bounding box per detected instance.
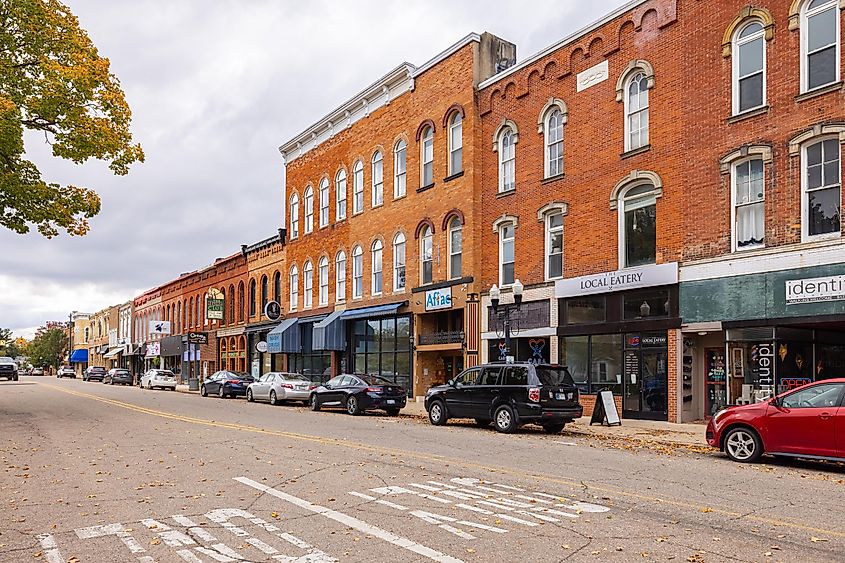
[264,301,282,321]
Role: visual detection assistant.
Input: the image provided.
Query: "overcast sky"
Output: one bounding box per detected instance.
[1,0,628,338]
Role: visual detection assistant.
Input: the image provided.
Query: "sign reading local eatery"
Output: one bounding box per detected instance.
[555,262,679,298]
[786,274,845,304]
[425,287,452,311]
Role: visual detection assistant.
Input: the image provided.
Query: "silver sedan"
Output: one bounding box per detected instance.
[246,372,316,405]
[140,369,177,390]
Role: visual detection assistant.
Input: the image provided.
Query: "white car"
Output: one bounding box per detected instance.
[140,369,177,390]
[246,372,316,405]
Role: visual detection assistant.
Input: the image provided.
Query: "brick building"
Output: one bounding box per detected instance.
[243,232,286,378]
[133,286,164,375]
[69,312,91,376]
[277,32,516,397]
[86,305,120,373]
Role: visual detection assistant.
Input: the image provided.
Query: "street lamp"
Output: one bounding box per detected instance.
[490,279,524,361]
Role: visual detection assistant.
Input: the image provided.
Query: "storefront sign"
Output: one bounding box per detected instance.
[256,341,268,353]
[145,342,160,357]
[555,263,678,298]
[188,331,208,344]
[425,287,453,311]
[785,274,845,304]
[265,301,282,321]
[641,335,667,347]
[206,297,225,320]
[149,320,171,335]
[751,343,774,388]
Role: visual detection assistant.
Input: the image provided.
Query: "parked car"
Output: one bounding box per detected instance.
[30,366,45,376]
[201,371,253,398]
[104,368,133,385]
[309,374,406,416]
[140,369,177,390]
[706,378,845,463]
[424,363,583,434]
[247,372,316,405]
[83,366,107,382]
[0,357,18,381]
[57,365,75,378]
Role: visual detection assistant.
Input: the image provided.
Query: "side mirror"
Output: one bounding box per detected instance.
[770,396,780,407]
[448,379,456,387]
[324,384,332,390]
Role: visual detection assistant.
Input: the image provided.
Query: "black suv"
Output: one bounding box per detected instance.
[424,363,582,434]
[83,366,107,382]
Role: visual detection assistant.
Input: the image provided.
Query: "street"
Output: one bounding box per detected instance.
[1,377,843,563]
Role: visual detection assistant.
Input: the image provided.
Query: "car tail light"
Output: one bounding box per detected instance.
[308,385,317,390]
[282,383,294,389]
[227,380,241,385]
[528,388,540,402]
[366,386,383,392]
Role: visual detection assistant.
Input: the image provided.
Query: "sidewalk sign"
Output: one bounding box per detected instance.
[590,389,622,426]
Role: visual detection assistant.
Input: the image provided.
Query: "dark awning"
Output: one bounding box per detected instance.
[267,318,299,353]
[340,301,406,321]
[69,349,88,363]
[312,310,346,351]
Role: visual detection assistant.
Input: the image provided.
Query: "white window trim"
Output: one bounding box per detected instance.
[393,233,406,292]
[303,261,313,309]
[289,194,299,240]
[730,158,766,252]
[318,258,329,306]
[623,73,650,153]
[732,21,767,115]
[319,178,330,228]
[420,227,434,285]
[394,140,407,199]
[421,127,434,187]
[497,222,515,287]
[448,218,462,280]
[289,266,298,312]
[497,128,516,193]
[335,251,346,303]
[616,183,660,270]
[448,113,462,176]
[371,240,383,296]
[539,203,568,280]
[800,0,841,94]
[304,186,314,234]
[336,170,347,221]
[801,135,842,242]
[371,151,384,208]
[537,99,568,179]
[353,161,364,215]
[352,246,363,299]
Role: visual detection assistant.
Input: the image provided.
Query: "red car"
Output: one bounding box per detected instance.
[706,378,845,463]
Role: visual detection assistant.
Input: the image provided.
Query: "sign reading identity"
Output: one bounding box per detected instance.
[555,263,678,298]
[188,331,208,345]
[425,287,453,311]
[264,301,282,321]
[149,320,171,335]
[786,274,845,304]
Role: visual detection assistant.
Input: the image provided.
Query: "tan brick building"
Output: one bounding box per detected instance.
[86,305,120,374]
[243,232,286,378]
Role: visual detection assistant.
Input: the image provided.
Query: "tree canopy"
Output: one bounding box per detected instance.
[0,327,24,358]
[0,0,144,237]
[27,322,67,367]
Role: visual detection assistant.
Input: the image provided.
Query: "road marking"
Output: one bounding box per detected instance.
[235,476,464,563]
[348,491,409,510]
[75,522,146,554]
[36,534,64,563]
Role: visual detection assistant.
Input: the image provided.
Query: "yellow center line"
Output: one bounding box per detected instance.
[40,382,845,539]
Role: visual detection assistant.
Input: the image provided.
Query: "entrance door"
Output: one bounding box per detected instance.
[623,335,668,421]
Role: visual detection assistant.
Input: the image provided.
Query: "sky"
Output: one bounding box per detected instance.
[1,0,629,339]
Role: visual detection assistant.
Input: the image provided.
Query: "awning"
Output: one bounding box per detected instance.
[103,347,122,359]
[98,344,110,354]
[340,301,406,321]
[312,310,346,351]
[131,344,145,356]
[267,318,299,354]
[69,349,88,363]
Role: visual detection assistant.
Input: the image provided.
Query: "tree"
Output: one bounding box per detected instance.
[27,322,67,368]
[0,0,144,237]
[0,327,23,358]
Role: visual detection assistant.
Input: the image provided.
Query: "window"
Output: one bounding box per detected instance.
[546,212,564,279]
[371,151,383,207]
[420,225,433,284]
[478,366,501,386]
[350,316,412,393]
[565,297,606,325]
[289,266,298,311]
[352,246,363,298]
[623,288,670,320]
[448,112,462,175]
[261,275,269,312]
[781,382,844,408]
[801,0,840,92]
[335,169,347,221]
[393,233,406,291]
[304,185,314,233]
[498,128,515,192]
[803,138,841,239]
[289,193,299,239]
[544,109,564,177]
[619,184,657,268]
[560,334,623,395]
[237,282,244,321]
[448,217,462,279]
[394,140,407,198]
[499,223,515,286]
[318,257,328,306]
[733,21,766,114]
[733,158,765,249]
[336,251,346,302]
[273,271,281,304]
[303,260,313,308]
[353,161,364,214]
[319,178,329,228]
[371,240,383,295]
[421,126,434,187]
[455,367,480,386]
[625,72,649,151]
[249,279,256,317]
[502,366,529,386]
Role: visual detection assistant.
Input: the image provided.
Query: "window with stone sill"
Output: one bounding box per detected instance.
[336,169,347,221]
[801,0,840,93]
[394,140,407,198]
[336,250,346,303]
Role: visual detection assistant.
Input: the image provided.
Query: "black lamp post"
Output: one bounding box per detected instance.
[490,279,524,361]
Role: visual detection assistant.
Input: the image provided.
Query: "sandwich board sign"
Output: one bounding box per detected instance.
[590,389,621,426]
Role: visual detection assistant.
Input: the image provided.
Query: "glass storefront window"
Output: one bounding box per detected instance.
[350,316,412,396]
[565,297,605,324]
[590,334,623,395]
[623,289,670,320]
[487,337,551,365]
[559,336,589,391]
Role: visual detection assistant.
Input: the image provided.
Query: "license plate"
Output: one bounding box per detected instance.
[554,392,568,400]
[386,399,395,405]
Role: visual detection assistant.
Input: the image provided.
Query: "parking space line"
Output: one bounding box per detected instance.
[348,491,409,511]
[36,534,64,563]
[235,477,464,563]
[177,550,204,563]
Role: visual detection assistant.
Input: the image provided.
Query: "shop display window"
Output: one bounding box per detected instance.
[565,297,605,324]
[559,334,622,396]
[622,288,670,320]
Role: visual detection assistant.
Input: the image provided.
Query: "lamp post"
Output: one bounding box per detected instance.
[490,279,524,361]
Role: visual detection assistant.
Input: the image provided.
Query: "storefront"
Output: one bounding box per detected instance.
[160,336,184,378]
[246,320,285,378]
[267,315,332,383]
[144,341,161,371]
[414,286,473,393]
[217,328,247,373]
[69,349,88,376]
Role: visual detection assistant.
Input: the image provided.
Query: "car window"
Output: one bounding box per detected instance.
[781,383,844,409]
[266,374,276,383]
[455,368,481,386]
[535,366,576,387]
[502,366,529,386]
[361,375,394,386]
[478,367,502,386]
[326,376,344,387]
[339,376,355,387]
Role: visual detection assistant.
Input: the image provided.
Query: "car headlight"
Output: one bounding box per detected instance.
[713,408,729,423]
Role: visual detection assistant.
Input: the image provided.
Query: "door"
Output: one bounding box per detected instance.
[470,367,503,419]
[623,344,668,421]
[836,399,845,458]
[444,367,480,417]
[321,376,345,404]
[258,374,275,400]
[206,372,223,394]
[764,383,844,457]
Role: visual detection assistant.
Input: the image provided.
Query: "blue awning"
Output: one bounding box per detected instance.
[340,301,406,321]
[69,349,88,363]
[267,318,299,354]
[312,310,346,351]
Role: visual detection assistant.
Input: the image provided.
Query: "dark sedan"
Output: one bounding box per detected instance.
[309,374,406,416]
[104,368,133,385]
[201,370,254,398]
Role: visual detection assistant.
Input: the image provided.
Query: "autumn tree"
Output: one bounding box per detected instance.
[0,327,23,358]
[27,322,67,368]
[0,0,144,237]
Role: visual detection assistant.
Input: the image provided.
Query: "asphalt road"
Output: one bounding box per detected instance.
[1,376,844,563]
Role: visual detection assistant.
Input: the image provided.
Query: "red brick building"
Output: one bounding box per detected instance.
[243,232,286,377]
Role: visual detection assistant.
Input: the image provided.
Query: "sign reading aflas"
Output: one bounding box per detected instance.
[425,287,453,311]
[786,274,845,304]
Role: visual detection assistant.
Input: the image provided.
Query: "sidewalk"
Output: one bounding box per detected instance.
[176,384,199,394]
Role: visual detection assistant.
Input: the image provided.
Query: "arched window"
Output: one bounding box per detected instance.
[289,193,299,239]
[498,128,516,193]
[237,282,244,322]
[448,217,462,280]
[336,169,347,221]
[260,275,269,313]
[289,265,299,311]
[497,221,515,286]
[319,178,330,228]
[372,151,383,207]
[188,297,194,328]
[618,184,658,268]
[801,0,840,93]
[336,250,347,302]
[371,239,383,295]
[544,109,564,178]
[420,126,434,187]
[420,225,433,285]
[273,271,281,304]
[353,161,364,214]
[249,278,256,317]
[352,245,363,299]
[303,260,313,308]
[393,233,406,292]
[195,296,200,328]
[802,136,841,240]
[733,21,766,114]
[176,301,182,333]
[304,185,314,233]
[625,73,649,151]
[540,204,567,280]
[394,140,407,198]
[318,257,329,306]
[448,112,462,175]
[228,285,235,325]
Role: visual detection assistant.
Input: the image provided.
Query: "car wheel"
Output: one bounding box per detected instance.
[200,385,208,397]
[218,386,226,399]
[428,400,447,426]
[543,421,566,434]
[309,394,321,411]
[385,408,400,417]
[724,426,763,463]
[346,395,361,415]
[269,390,278,406]
[493,405,518,434]
[246,389,254,402]
[474,418,490,428]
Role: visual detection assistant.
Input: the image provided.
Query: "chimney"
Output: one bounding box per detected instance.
[476,32,517,85]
